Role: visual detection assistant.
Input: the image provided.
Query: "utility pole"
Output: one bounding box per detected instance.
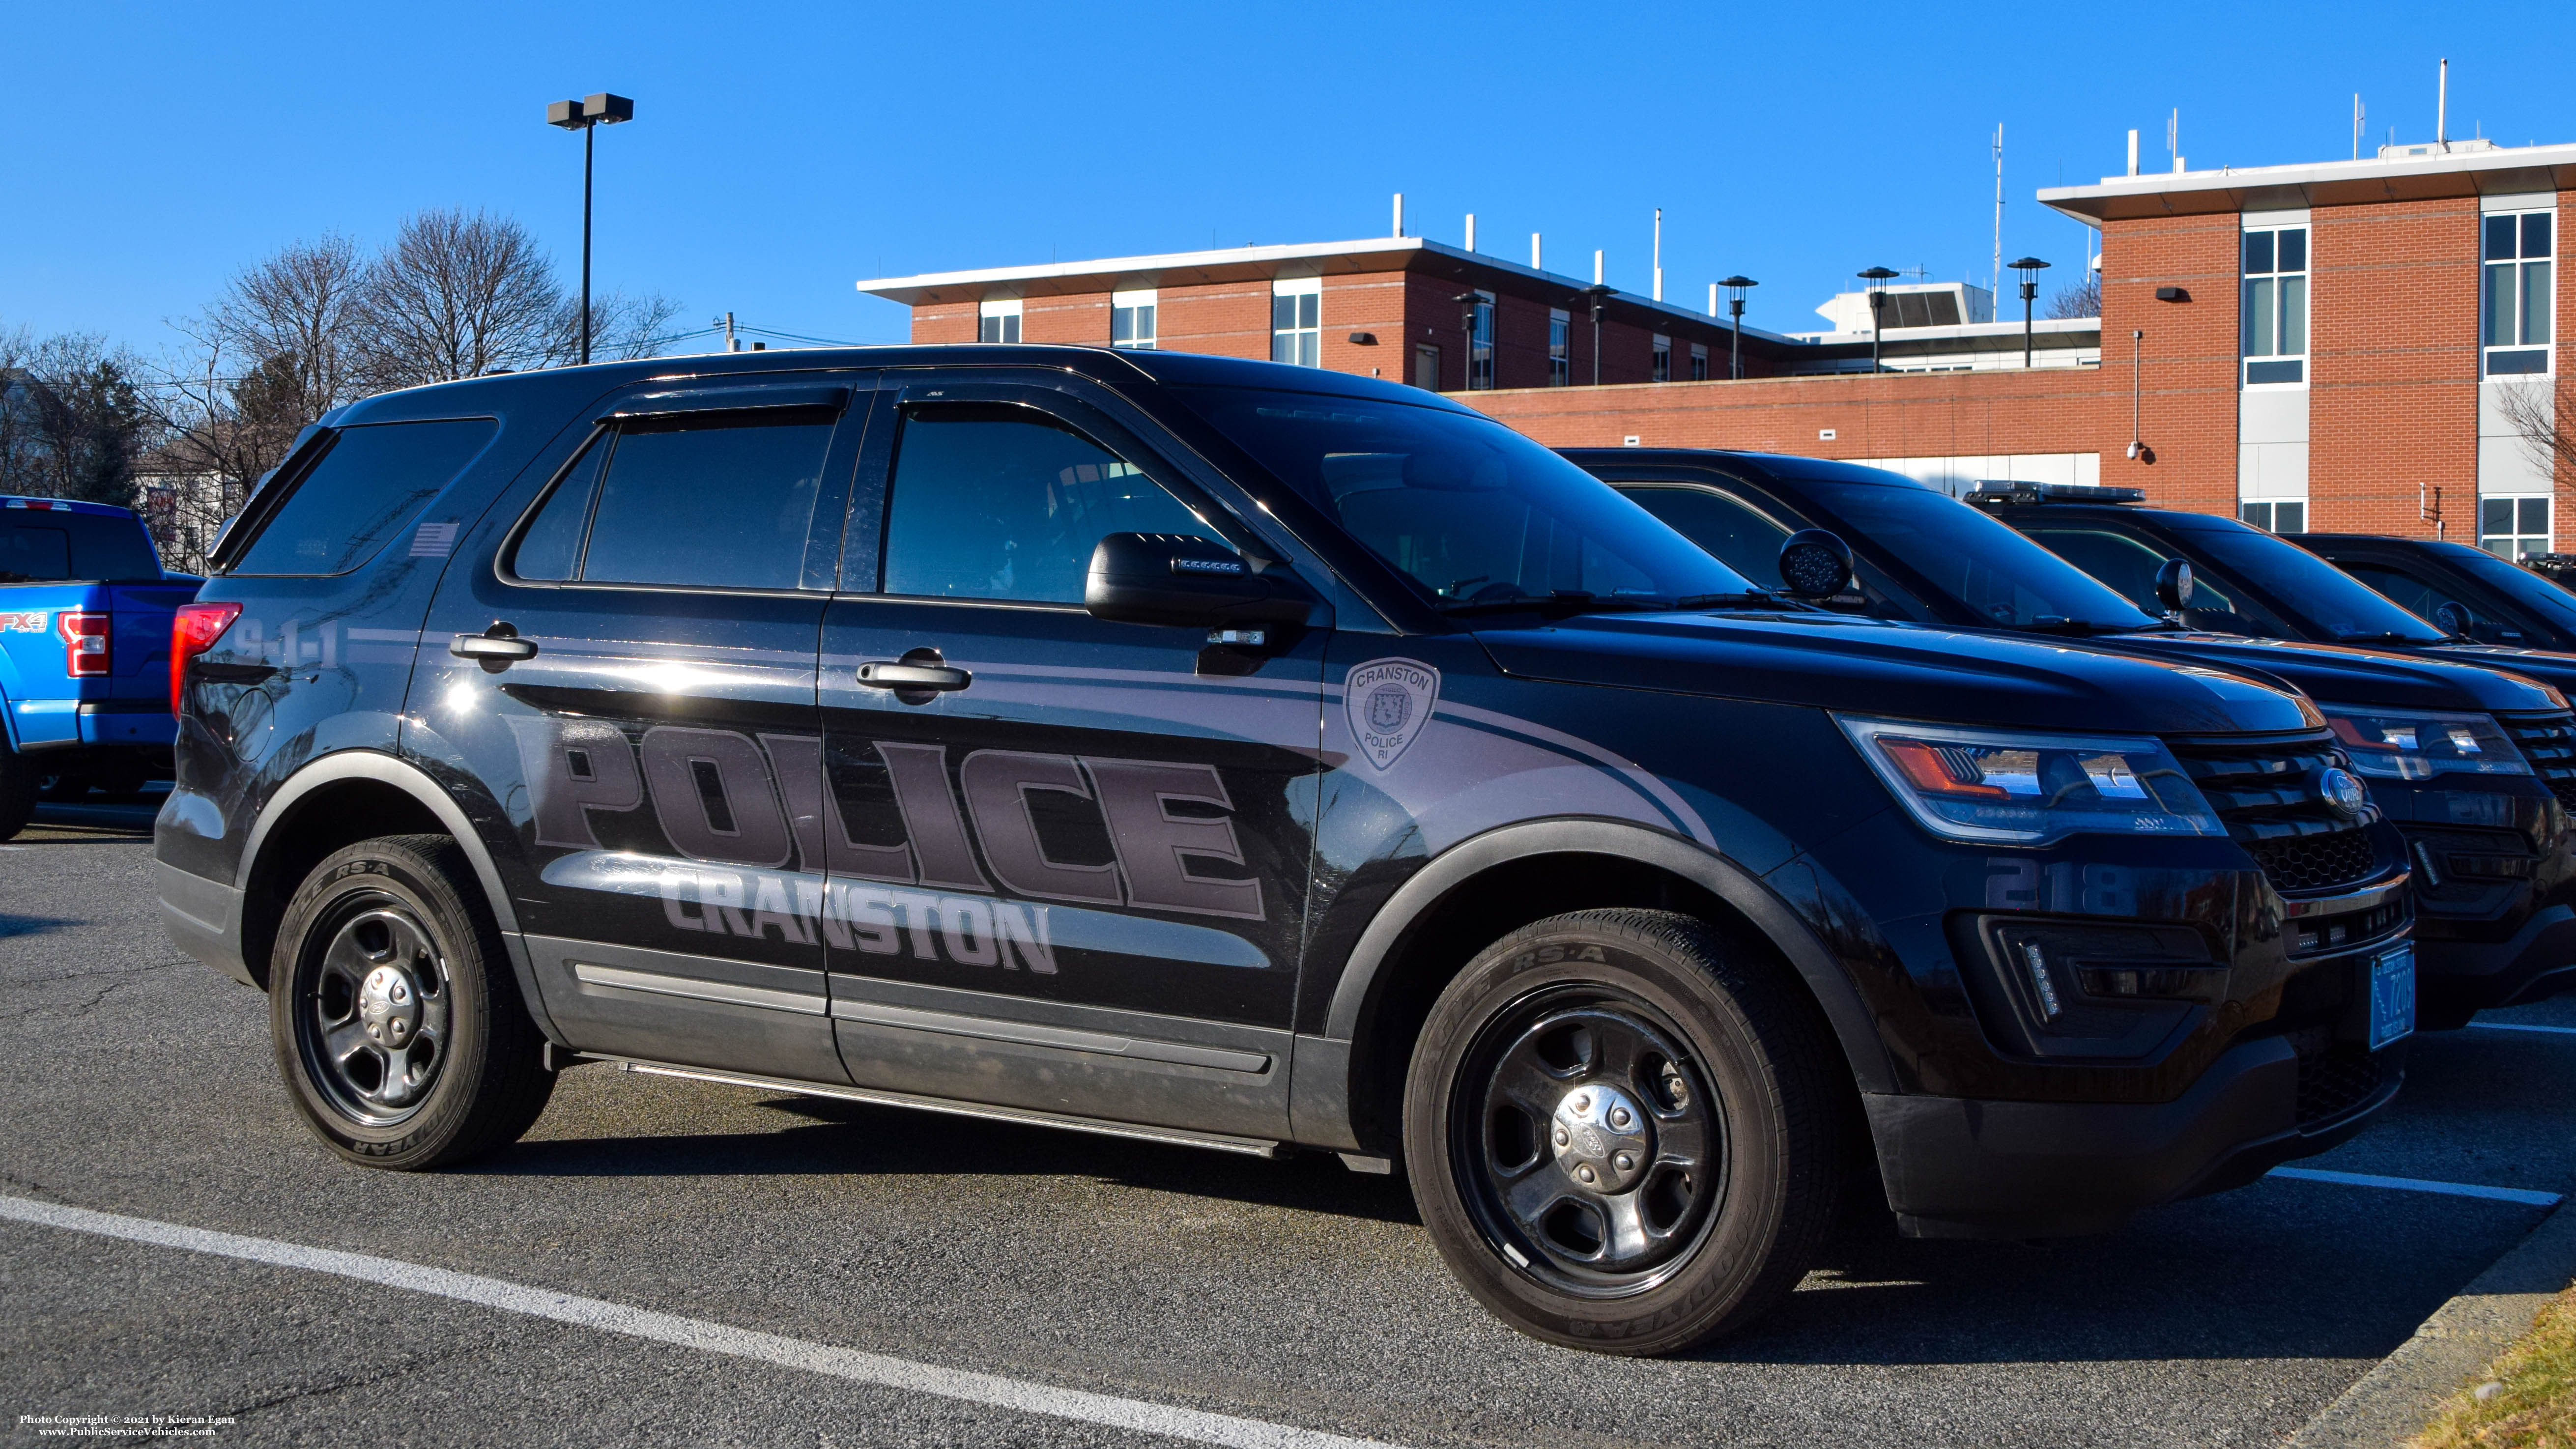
[716,312,738,353]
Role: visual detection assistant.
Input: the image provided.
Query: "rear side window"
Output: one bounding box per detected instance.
[514,410,836,591]
[232,419,497,576]
[0,515,161,583]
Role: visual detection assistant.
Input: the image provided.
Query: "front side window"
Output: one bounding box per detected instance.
[1618,484,1791,582]
[1467,294,1495,390]
[2240,499,2306,534]
[1651,335,1672,384]
[514,410,835,591]
[1171,387,1756,608]
[1110,289,1157,350]
[1547,310,1570,386]
[232,418,496,576]
[2241,226,2309,386]
[2483,211,2553,376]
[978,298,1022,344]
[1271,279,1320,367]
[881,404,1212,603]
[2481,495,2552,559]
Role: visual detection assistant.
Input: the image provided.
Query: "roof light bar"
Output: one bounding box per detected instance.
[1966,481,2147,507]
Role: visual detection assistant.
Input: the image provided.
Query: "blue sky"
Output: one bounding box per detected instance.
[6,1,2572,360]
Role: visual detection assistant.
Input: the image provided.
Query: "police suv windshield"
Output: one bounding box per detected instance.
[2160,514,2448,644]
[1790,474,2160,631]
[2437,542,2576,635]
[1176,387,1761,611]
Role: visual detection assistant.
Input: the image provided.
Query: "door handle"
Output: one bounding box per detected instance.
[451,622,538,672]
[857,647,970,703]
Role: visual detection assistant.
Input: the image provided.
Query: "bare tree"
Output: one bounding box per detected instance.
[2495,376,2576,489]
[358,208,566,389]
[0,329,155,506]
[2046,276,2102,320]
[565,289,687,363]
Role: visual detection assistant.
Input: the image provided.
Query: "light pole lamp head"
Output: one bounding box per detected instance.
[1858,266,1899,288]
[584,93,635,124]
[546,98,588,129]
[2007,256,2050,278]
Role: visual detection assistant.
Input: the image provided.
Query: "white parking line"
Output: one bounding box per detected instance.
[2266,1167,2563,1207]
[0,1194,1391,1449]
[2470,1021,2576,1037]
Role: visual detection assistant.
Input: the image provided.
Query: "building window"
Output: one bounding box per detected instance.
[1689,342,1709,382]
[1271,277,1321,367]
[2241,227,2307,386]
[1548,310,1570,387]
[2482,496,2552,558]
[1467,292,1495,390]
[2240,500,2306,534]
[1110,289,1157,350]
[977,298,1022,344]
[2484,211,2553,376]
[1651,335,1672,383]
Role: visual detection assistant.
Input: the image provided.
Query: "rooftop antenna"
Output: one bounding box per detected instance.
[1652,208,1664,302]
[2168,108,2183,172]
[1391,193,1404,238]
[1464,213,1477,252]
[2352,94,2365,160]
[2126,128,2140,177]
[1531,231,1542,270]
[2436,58,2449,151]
[1991,124,2005,310]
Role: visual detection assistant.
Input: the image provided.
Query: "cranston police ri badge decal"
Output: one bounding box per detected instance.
[1345,657,1440,770]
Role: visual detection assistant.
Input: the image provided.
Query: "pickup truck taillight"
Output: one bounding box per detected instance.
[171,602,243,717]
[57,611,109,678]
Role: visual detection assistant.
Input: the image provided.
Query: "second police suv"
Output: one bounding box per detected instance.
[162,346,2414,1355]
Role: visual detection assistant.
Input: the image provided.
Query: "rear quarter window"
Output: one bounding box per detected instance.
[230,418,498,576]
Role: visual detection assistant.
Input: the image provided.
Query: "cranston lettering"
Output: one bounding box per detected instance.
[654,871,1057,974]
[509,719,1264,923]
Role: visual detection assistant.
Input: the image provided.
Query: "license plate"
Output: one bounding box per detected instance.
[2368,944,2416,1050]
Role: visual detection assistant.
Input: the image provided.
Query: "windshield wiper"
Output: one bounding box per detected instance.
[1434,589,1784,618]
[2334,631,2438,645]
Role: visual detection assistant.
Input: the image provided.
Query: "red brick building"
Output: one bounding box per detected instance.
[859,141,2575,554]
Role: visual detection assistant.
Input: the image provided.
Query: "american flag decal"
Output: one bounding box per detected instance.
[410,522,461,557]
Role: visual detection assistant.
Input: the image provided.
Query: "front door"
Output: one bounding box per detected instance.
[812,377,1327,1138]
[415,376,866,1082]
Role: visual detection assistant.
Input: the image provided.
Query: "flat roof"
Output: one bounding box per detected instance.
[2039,141,2576,223]
[855,236,1799,344]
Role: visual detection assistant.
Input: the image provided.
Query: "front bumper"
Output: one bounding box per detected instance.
[1866,1031,2404,1239]
[2420,904,2576,1017]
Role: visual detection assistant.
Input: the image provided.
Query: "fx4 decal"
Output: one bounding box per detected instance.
[0,611,47,634]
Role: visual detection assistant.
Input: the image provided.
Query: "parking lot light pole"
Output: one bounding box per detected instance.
[545,91,635,366]
[2008,256,2051,368]
[1858,267,1899,374]
[1718,276,1757,380]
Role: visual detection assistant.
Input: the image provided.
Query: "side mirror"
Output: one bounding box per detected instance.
[1085,532,1310,630]
[2433,600,2474,637]
[1777,529,1855,599]
[2155,558,2195,614]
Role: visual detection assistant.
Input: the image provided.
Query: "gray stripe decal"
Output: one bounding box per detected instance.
[570,962,827,1016]
[827,994,1272,1074]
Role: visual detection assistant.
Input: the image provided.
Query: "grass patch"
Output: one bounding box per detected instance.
[2412,1283,2576,1449]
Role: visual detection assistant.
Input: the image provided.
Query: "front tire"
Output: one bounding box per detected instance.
[0,744,32,841]
[270,834,554,1168]
[1402,909,1844,1355]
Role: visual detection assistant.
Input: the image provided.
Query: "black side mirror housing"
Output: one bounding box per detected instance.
[1085,532,1311,629]
[2155,558,2195,614]
[1777,529,1855,599]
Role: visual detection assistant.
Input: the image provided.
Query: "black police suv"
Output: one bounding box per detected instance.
[163,348,2410,1356]
[1961,485,2576,1018]
[1568,450,2572,1027]
[2300,533,2576,652]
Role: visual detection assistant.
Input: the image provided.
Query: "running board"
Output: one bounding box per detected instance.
[587,1056,1287,1160]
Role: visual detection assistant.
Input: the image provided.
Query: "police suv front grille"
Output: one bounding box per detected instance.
[2170,732,2383,896]
[2245,830,2378,894]
[2499,712,2576,812]
[2288,1028,2389,1129]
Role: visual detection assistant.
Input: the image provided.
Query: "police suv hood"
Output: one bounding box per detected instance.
[2097,632,2564,714]
[1475,612,2318,735]
[2421,643,2576,705]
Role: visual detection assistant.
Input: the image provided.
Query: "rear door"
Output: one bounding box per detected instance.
[812,374,1328,1139]
[415,377,866,1083]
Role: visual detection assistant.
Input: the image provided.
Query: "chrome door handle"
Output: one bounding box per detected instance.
[450,622,538,671]
[856,661,971,690]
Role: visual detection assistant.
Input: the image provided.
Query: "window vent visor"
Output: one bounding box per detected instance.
[604,384,849,422]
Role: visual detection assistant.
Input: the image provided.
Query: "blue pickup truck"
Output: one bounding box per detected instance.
[0,497,200,838]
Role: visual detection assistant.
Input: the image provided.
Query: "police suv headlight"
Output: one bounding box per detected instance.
[2318,706,2529,781]
[1836,716,2223,846]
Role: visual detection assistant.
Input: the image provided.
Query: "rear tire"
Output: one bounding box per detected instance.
[1402,909,1844,1355]
[269,834,554,1169]
[0,745,33,841]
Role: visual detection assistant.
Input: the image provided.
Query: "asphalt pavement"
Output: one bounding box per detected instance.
[3,798,2571,1448]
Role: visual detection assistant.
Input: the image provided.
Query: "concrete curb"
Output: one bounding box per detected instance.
[2289,1200,2575,1448]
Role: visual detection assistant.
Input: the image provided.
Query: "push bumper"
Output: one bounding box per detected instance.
[2418,904,2576,1017]
[1865,1032,2405,1240]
